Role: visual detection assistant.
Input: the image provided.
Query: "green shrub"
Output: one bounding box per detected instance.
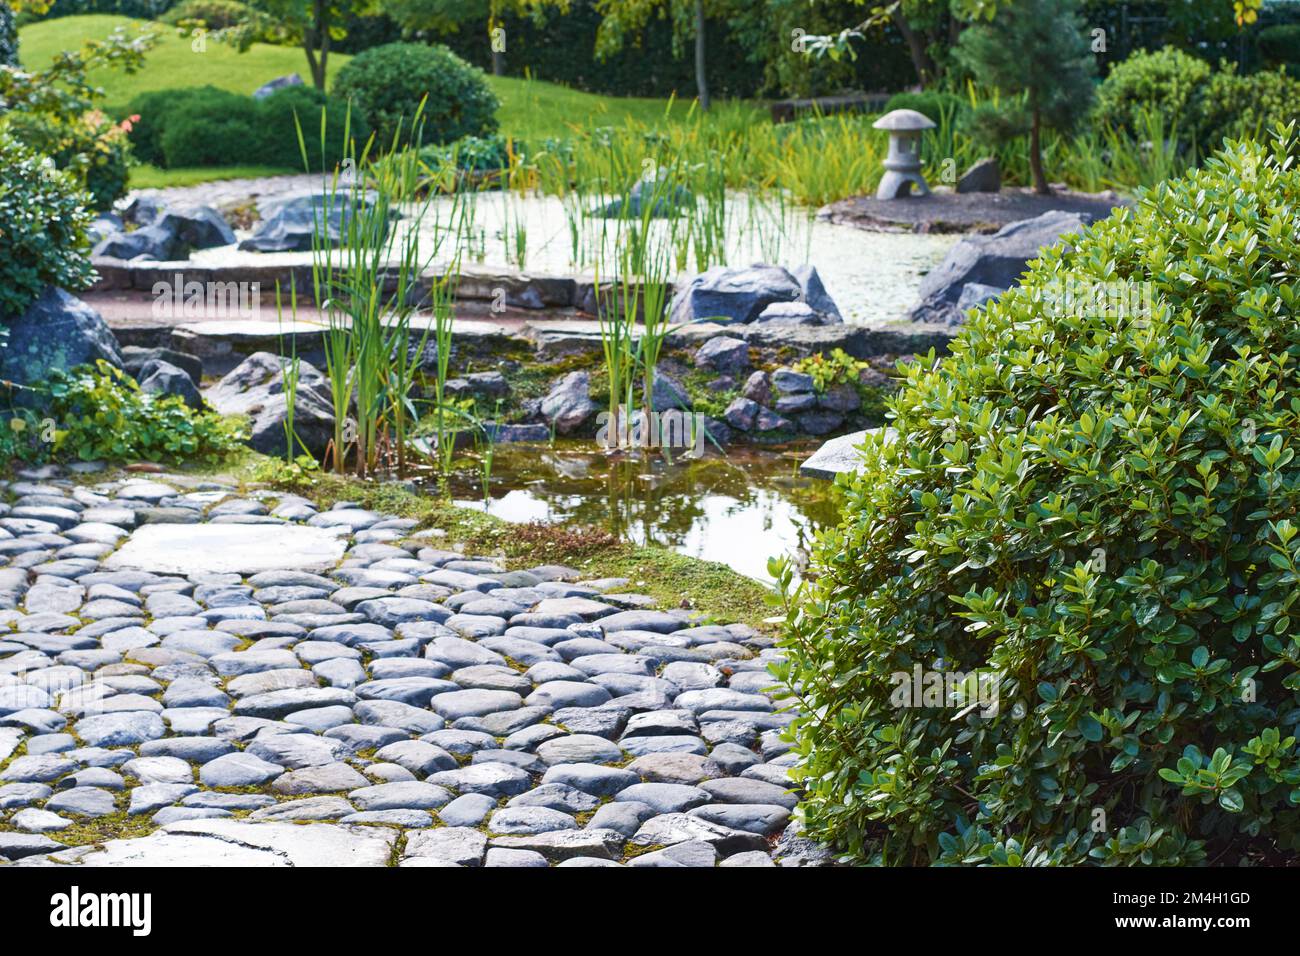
[127,85,366,169]
[332,42,499,149]
[774,127,1300,866]
[158,96,260,167]
[1257,24,1300,70]
[254,85,369,170]
[1095,46,1211,138]
[161,0,260,30]
[419,133,510,173]
[127,86,250,166]
[6,109,133,210]
[1096,47,1300,155]
[1194,64,1300,153]
[46,361,245,464]
[0,132,94,319]
[884,90,968,125]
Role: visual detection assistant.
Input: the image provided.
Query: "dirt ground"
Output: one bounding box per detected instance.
[818,186,1131,234]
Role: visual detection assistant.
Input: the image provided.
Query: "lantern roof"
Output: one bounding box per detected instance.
[872,108,936,132]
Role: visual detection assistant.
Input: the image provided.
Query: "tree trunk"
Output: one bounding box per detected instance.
[892,6,935,88]
[694,0,710,111]
[1029,103,1050,194]
[304,0,328,90]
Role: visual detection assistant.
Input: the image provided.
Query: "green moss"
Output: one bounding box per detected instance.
[240,455,772,630]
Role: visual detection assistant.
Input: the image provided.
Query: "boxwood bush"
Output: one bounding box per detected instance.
[1096,47,1300,155]
[773,126,1300,866]
[332,42,498,149]
[1094,46,1211,139]
[126,85,367,169]
[0,132,94,319]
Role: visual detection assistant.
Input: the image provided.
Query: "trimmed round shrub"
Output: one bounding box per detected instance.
[254,85,370,170]
[1095,46,1211,137]
[332,42,499,149]
[159,97,260,168]
[775,127,1300,866]
[126,86,251,166]
[0,132,94,319]
[127,85,366,170]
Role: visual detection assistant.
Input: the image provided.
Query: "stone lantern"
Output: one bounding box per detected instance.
[873,109,936,199]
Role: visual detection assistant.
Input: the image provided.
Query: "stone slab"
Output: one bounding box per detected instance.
[799,428,896,480]
[105,523,347,575]
[21,820,397,867]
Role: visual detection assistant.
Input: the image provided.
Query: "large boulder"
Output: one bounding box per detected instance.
[88,213,124,247]
[906,210,1088,325]
[540,371,597,435]
[158,206,236,250]
[790,265,843,322]
[239,192,389,253]
[122,346,204,384]
[138,359,203,409]
[0,287,123,406]
[93,205,234,261]
[121,195,166,227]
[93,223,178,261]
[204,352,335,457]
[670,264,842,326]
[956,157,1001,194]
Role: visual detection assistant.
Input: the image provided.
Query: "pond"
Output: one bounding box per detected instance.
[418,440,844,584]
[189,189,957,326]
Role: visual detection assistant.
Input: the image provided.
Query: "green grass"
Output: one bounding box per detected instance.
[18,15,716,137]
[19,14,733,188]
[128,163,297,188]
[18,15,349,113]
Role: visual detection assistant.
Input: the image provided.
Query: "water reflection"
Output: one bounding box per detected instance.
[418,442,843,583]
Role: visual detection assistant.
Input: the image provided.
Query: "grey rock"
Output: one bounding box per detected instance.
[199,752,284,787]
[615,782,710,814]
[669,264,802,325]
[204,352,335,458]
[907,210,1087,325]
[540,371,597,435]
[404,826,487,866]
[429,762,532,798]
[957,156,1001,193]
[437,792,497,827]
[138,360,203,409]
[0,289,123,406]
[253,73,304,99]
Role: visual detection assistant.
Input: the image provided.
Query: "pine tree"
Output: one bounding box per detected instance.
[954,0,1095,194]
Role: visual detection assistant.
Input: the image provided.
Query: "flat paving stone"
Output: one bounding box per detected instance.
[105,524,348,575]
[0,470,829,868]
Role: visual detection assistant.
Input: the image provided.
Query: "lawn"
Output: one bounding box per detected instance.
[18,14,717,187]
[18,15,705,138]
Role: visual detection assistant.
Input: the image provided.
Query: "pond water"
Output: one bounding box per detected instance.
[419,441,844,584]
[190,190,956,326]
